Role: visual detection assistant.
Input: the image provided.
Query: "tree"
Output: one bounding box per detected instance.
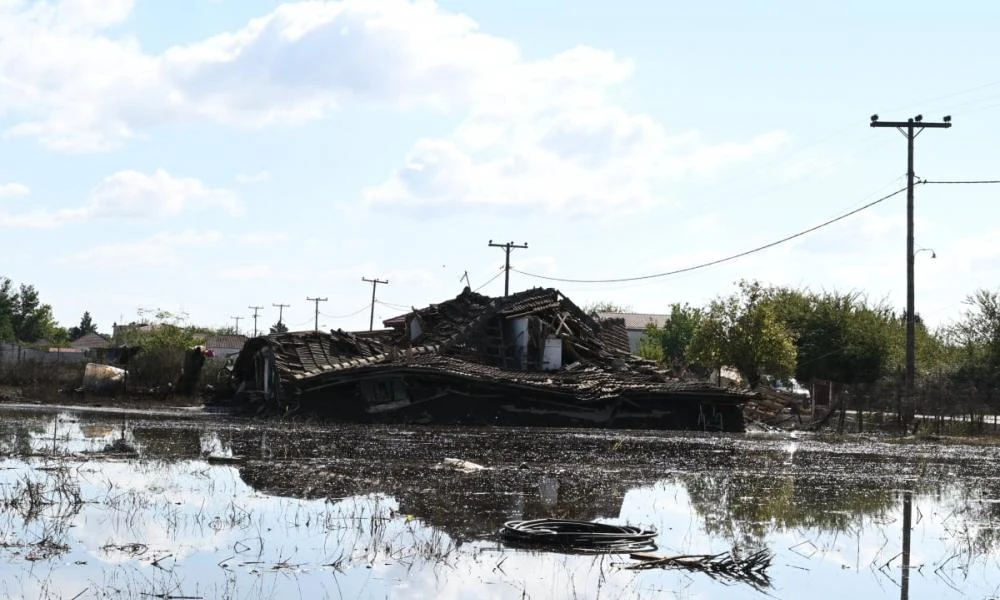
[660,303,703,366]
[0,277,14,341]
[687,281,797,388]
[11,284,57,343]
[583,301,634,315]
[767,289,896,386]
[69,311,98,341]
[270,321,289,334]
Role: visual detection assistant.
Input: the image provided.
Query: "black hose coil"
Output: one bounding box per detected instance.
[500,518,658,553]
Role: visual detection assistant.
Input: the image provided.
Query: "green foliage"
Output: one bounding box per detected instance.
[687,281,797,388]
[661,303,702,366]
[115,310,207,388]
[0,278,60,343]
[68,311,98,341]
[270,321,289,334]
[115,310,205,351]
[636,325,664,362]
[638,303,702,367]
[766,289,896,385]
[0,278,14,341]
[583,301,634,314]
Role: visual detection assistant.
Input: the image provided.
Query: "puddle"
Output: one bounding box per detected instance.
[0,408,998,599]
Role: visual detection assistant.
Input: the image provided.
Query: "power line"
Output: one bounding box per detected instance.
[248,305,263,337]
[361,277,389,331]
[871,113,952,430]
[319,304,372,319]
[514,186,909,284]
[923,179,1000,185]
[230,315,243,334]
[474,267,506,293]
[272,303,290,328]
[306,296,328,331]
[488,240,528,296]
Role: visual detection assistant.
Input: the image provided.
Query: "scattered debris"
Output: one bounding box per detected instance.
[500,518,657,554]
[436,458,487,473]
[626,548,774,589]
[81,363,125,394]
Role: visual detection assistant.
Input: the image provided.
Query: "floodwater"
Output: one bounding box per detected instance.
[1,407,999,600]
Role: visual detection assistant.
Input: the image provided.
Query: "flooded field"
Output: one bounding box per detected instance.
[1,406,999,599]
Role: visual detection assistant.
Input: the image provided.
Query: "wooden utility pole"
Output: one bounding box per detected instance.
[272,303,290,329]
[488,240,528,297]
[870,114,951,427]
[248,305,264,337]
[230,315,242,334]
[306,297,328,331]
[362,277,389,331]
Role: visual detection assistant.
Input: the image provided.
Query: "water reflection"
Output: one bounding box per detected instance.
[0,409,999,598]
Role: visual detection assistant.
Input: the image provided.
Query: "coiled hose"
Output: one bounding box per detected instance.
[500,518,658,553]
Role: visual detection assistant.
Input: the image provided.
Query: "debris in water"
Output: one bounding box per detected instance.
[500,518,657,554]
[436,458,487,473]
[626,548,774,589]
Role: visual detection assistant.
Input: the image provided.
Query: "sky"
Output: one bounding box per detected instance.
[1,0,999,336]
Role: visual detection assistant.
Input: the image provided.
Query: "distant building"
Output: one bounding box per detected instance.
[204,335,248,359]
[70,333,111,352]
[595,312,669,354]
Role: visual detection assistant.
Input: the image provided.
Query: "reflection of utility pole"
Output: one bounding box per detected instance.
[901,490,912,600]
[248,305,263,337]
[488,240,528,297]
[362,277,389,331]
[306,297,327,332]
[231,315,242,334]
[272,303,290,328]
[870,114,951,428]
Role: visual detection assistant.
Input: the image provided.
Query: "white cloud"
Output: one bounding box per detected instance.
[53,229,223,270]
[0,0,787,191]
[0,169,240,229]
[218,264,274,280]
[0,182,30,198]
[235,170,271,184]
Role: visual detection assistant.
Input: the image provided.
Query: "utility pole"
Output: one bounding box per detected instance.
[362,277,389,331]
[272,303,290,329]
[230,315,242,334]
[306,297,328,331]
[488,239,529,297]
[870,113,951,428]
[248,305,264,337]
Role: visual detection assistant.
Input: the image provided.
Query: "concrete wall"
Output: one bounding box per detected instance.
[0,342,90,366]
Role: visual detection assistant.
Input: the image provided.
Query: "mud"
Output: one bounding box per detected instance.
[0,406,998,599]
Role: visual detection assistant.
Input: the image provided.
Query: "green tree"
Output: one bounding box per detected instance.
[688,281,797,388]
[270,321,289,334]
[0,277,14,341]
[69,311,98,340]
[11,284,57,343]
[660,303,702,366]
[768,289,896,385]
[583,301,634,315]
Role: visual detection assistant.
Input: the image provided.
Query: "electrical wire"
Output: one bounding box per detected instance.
[473,267,505,293]
[513,186,909,284]
[319,304,371,319]
[923,179,1000,185]
[375,300,413,311]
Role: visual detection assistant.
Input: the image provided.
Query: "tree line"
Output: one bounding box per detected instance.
[634,280,1000,424]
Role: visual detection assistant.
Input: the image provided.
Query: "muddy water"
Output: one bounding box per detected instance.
[1,407,998,599]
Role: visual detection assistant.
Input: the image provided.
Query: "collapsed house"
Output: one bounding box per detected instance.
[230,288,752,431]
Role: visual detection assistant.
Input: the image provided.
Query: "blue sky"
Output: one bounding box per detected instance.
[1,0,998,335]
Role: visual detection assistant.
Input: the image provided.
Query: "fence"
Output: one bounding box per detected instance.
[0,342,90,367]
